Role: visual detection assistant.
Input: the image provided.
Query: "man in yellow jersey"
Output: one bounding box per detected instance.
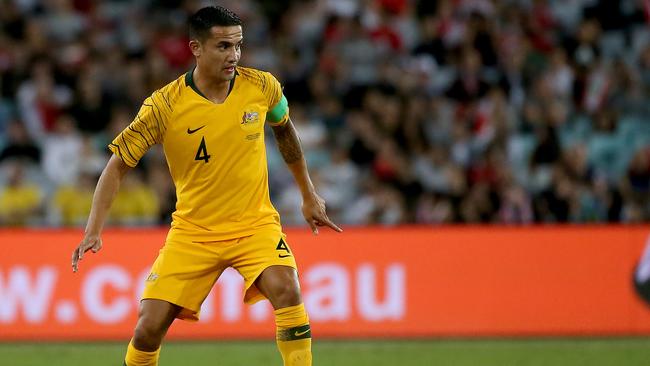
[70,5,341,366]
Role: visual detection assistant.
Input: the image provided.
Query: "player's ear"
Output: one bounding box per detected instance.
[189,39,202,57]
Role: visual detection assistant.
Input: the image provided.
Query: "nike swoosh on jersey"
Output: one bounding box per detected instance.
[187,125,206,134]
[279,254,292,258]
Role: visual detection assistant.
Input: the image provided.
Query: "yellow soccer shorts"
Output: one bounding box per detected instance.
[141,228,298,321]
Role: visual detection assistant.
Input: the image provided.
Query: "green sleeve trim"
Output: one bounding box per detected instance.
[267,94,288,123]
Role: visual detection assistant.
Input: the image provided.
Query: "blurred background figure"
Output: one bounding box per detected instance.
[0,120,40,164]
[0,162,43,226]
[109,170,160,226]
[0,0,649,227]
[49,169,94,226]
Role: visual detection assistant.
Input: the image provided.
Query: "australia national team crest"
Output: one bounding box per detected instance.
[241,110,260,126]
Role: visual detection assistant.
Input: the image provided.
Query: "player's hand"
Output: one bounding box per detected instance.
[302,193,342,235]
[71,234,103,273]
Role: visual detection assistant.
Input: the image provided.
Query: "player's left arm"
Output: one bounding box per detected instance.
[271,118,342,235]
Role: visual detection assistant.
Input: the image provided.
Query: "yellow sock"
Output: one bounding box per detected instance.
[275,303,312,366]
[124,339,160,366]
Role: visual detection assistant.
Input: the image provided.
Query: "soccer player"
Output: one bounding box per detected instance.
[70,6,341,366]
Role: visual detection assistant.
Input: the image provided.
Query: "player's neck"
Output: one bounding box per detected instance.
[193,66,232,104]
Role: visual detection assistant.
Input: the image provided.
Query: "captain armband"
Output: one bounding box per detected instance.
[267,94,289,126]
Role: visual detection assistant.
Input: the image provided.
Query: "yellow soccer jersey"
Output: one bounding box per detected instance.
[109,66,289,241]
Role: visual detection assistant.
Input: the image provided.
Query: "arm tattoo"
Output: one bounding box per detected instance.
[271,119,304,164]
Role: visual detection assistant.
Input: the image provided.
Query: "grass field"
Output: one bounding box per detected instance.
[2,339,650,366]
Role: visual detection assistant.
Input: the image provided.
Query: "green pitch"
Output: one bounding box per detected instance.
[2,339,650,366]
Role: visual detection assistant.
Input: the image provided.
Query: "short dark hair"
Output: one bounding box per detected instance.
[188,6,242,41]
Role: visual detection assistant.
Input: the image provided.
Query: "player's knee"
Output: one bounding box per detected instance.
[133,315,167,351]
[270,281,302,308]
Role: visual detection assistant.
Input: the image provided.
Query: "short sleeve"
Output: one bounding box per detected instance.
[236,67,290,126]
[263,72,289,126]
[108,88,173,167]
[262,71,283,108]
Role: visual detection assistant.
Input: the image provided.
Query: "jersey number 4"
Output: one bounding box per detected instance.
[195,137,211,163]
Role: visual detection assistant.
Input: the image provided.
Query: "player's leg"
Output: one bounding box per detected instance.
[124,236,229,365]
[229,230,311,366]
[255,265,303,308]
[124,299,181,366]
[256,266,312,366]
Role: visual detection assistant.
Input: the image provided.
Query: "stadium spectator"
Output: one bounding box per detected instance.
[15,58,73,142]
[0,162,43,226]
[0,119,40,164]
[49,170,94,226]
[109,170,160,226]
[0,0,648,227]
[41,114,83,186]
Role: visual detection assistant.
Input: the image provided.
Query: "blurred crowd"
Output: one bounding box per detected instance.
[0,0,649,227]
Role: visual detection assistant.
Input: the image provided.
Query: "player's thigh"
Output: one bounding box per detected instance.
[143,239,226,319]
[227,229,299,305]
[136,298,182,333]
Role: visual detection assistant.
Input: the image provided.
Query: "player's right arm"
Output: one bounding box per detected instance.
[71,80,176,272]
[71,155,131,272]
